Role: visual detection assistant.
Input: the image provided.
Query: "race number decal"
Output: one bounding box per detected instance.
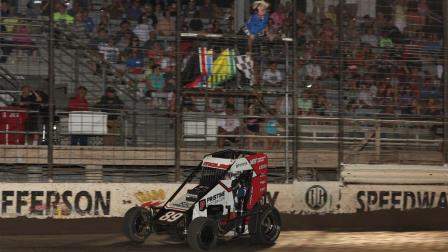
[159,211,183,222]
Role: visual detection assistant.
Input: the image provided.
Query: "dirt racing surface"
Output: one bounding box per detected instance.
[1,231,448,252]
[2,209,448,251]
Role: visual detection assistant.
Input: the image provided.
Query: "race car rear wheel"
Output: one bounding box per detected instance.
[249,205,282,245]
[123,207,152,244]
[187,217,218,251]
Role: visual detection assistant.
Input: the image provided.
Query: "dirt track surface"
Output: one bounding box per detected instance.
[1,231,448,252]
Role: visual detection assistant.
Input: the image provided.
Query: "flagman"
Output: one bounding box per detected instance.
[241,1,270,54]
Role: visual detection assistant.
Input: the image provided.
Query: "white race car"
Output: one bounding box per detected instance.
[123,149,281,251]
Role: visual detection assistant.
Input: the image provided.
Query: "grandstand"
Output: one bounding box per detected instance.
[0,0,446,183]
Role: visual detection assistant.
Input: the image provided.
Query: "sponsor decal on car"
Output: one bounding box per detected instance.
[199,200,206,211]
[206,191,225,204]
[249,157,266,165]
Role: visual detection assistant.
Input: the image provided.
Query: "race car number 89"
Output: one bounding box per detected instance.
[159,211,183,222]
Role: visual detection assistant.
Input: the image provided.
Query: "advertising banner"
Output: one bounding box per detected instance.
[1,182,447,219]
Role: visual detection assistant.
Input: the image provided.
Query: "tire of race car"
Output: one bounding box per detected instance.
[123,207,152,244]
[187,217,218,251]
[249,205,282,245]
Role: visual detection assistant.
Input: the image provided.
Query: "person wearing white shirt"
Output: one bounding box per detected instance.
[262,62,283,87]
[305,61,322,80]
[133,15,154,43]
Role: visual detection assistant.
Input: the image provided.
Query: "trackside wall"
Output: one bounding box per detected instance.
[0,182,447,219]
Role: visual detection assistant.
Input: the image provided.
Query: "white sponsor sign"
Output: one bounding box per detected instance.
[1,182,448,219]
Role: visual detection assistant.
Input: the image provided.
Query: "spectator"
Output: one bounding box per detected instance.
[72,12,90,40]
[17,85,42,145]
[379,31,394,48]
[262,62,283,88]
[12,18,37,62]
[133,14,154,44]
[305,60,322,80]
[159,47,175,71]
[146,64,165,94]
[183,0,197,18]
[424,98,441,116]
[84,10,95,33]
[297,91,313,115]
[241,0,269,53]
[96,8,111,32]
[314,95,330,116]
[1,0,10,17]
[3,7,18,33]
[360,27,378,47]
[107,0,126,19]
[114,20,133,45]
[40,0,49,16]
[126,48,145,73]
[208,19,223,34]
[156,12,175,36]
[127,0,143,21]
[147,42,164,65]
[95,87,124,146]
[182,93,197,112]
[189,12,204,32]
[421,77,438,100]
[67,86,89,146]
[264,110,282,149]
[163,65,176,111]
[0,23,12,63]
[98,38,120,64]
[357,83,375,108]
[198,0,220,20]
[88,28,109,50]
[418,0,429,17]
[325,5,337,24]
[407,0,425,30]
[217,104,240,148]
[409,98,421,116]
[394,0,407,32]
[270,3,287,32]
[54,3,74,27]
[77,0,92,12]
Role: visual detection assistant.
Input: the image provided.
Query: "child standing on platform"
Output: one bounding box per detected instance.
[241,1,270,54]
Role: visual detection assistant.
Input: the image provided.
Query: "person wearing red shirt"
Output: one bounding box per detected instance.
[67,86,89,146]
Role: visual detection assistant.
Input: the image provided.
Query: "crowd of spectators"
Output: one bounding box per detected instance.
[292,0,443,119]
[0,0,445,147]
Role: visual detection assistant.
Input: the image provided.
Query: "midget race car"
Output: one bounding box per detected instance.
[123,149,281,251]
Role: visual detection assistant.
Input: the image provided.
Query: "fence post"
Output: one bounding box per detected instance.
[174,0,182,182]
[443,0,448,165]
[284,41,290,183]
[292,0,299,181]
[375,123,381,161]
[101,63,107,92]
[337,0,345,178]
[47,0,55,181]
[74,48,80,91]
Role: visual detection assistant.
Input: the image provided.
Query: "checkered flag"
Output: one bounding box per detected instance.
[236,55,255,86]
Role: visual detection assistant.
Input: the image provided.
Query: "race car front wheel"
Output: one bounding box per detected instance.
[123,207,152,244]
[249,205,282,245]
[187,217,218,251]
